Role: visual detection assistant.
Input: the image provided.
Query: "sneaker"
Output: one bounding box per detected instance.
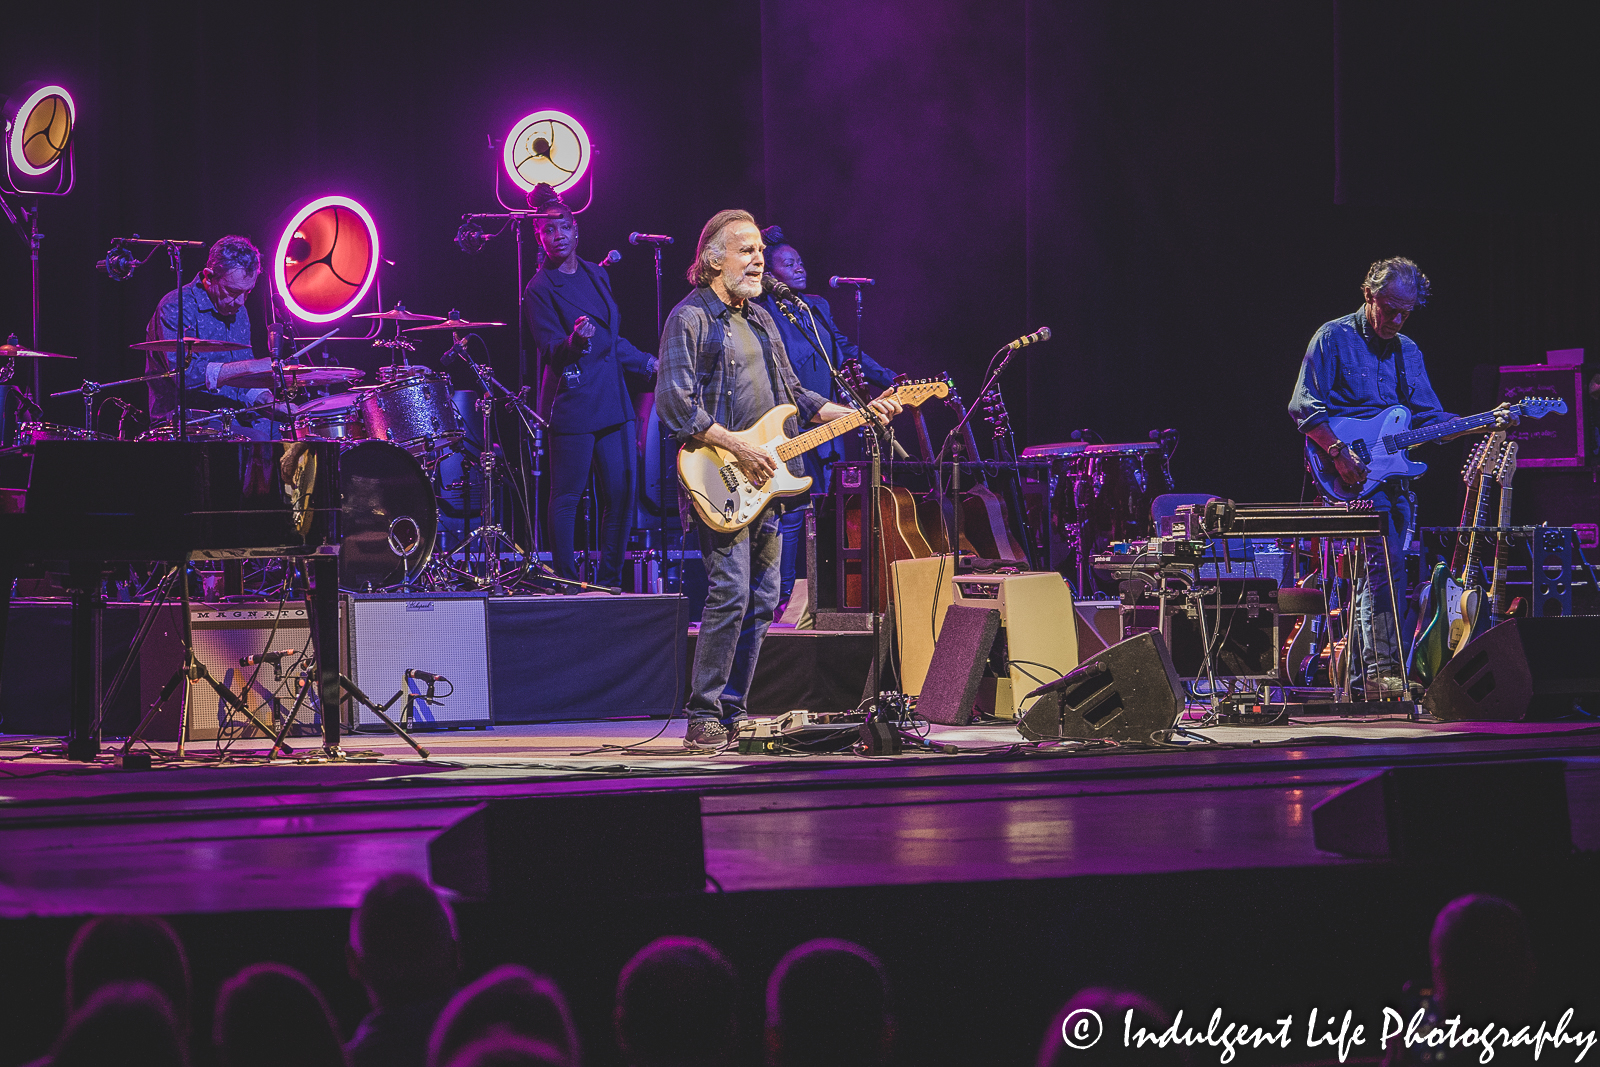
[684,718,729,751]
[1370,675,1410,700]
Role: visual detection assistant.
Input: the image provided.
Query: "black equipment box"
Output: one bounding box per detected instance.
[1120,577,1281,680]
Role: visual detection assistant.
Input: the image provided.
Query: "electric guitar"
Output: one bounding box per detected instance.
[1488,441,1519,626]
[1410,437,1495,686]
[678,379,948,534]
[1450,431,1507,656]
[1305,396,1564,501]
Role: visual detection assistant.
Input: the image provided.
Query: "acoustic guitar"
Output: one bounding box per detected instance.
[944,384,1028,563]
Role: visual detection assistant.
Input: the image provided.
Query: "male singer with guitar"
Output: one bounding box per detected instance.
[1289,258,1502,699]
[657,210,902,750]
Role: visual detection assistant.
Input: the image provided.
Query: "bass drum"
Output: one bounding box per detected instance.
[338,441,438,591]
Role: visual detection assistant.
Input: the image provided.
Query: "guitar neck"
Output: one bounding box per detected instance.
[776,404,880,462]
[1490,486,1514,615]
[1459,471,1498,584]
[1391,407,1502,449]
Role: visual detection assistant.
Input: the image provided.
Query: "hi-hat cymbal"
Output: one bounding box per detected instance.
[352,306,446,321]
[0,343,75,359]
[130,338,253,353]
[216,360,366,390]
[404,317,507,332]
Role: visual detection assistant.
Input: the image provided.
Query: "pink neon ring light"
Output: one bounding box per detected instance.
[502,110,590,195]
[273,195,381,323]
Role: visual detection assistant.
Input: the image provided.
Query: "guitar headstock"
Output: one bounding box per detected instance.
[1461,437,1493,486]
[888,378,950,409]
[979,387,1012,436]
[1515,395,1568,420]
[1493,440,1519,484]
[839,358,868,397]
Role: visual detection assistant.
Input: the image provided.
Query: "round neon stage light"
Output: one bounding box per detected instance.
[503,110,590,195]
[8,83,75,176]
[274,195,380,323]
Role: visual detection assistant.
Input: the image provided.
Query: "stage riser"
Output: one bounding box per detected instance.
[2,595,689,734]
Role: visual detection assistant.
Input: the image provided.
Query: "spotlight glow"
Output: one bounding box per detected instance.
[502,110,590,195]
[273,195,380,323]
[8,83,75,176]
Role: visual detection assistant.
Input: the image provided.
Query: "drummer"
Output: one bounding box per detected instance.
[144,235,275,439]
[523,183,658,588]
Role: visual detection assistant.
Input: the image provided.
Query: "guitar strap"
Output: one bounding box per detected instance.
[1390,339,1413,405]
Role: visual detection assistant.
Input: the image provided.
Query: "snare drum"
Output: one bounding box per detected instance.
[15,422,113,445]
[358,372,463,455]
[292,395,367,441]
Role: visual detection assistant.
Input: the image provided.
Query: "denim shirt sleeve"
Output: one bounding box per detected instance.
[656,302,715,441]
[1288,325,1333,433]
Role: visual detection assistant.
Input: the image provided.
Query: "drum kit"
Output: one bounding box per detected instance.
[5,306,550,594]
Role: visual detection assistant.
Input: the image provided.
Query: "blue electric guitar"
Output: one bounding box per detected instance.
[1306,396,1565,502]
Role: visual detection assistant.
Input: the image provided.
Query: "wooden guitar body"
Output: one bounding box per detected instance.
[678,404,813,533]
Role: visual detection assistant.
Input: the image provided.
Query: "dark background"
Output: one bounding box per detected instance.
[1,0,1597,531]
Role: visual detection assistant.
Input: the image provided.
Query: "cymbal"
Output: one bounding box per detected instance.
[0,343,75,359]
[404,317,507,332]
[130,338,252,353]
[216,360,367,390]
[351,307,446,321]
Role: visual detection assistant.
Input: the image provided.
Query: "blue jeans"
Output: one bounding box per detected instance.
[688,506,783,723]
[778,505,808,605]
[1350,480,1412,686]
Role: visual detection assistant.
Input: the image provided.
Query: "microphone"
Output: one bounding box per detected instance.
[761,275,800,303]
[1004,326,1052,351]
[96,244,137,281]
[405,669,448,685]
[240,651,297,667]
[629,233,674,245]
[599,249,622,267]
[828,276,875,287]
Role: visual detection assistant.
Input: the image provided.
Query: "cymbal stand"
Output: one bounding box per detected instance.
[440,341,531,592]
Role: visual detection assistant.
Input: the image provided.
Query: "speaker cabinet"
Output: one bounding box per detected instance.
[890,555,957,695]
[186,603,317,741]
[430,793,705,901]
[1311,761,1571,863]
[346,593,491,729]
[951,571,1078,718]
[1423,617,1600,722]
[1017,631,1183,743]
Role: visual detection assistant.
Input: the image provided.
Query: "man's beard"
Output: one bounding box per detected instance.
[724,266,762,300]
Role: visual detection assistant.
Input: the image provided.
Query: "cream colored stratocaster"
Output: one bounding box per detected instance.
[678,379,949,533]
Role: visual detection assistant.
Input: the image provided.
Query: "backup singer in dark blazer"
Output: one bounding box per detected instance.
[523,185,657,586]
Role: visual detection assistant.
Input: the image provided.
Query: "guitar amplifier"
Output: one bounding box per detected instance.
[1498,364,1586,467]
[950,571,1078,718]
[345,594,492,730]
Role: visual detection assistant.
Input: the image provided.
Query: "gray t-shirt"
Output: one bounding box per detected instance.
[724,307,777,432]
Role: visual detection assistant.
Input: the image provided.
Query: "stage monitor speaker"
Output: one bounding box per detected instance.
[1423,617,1600,722]
[429,792,705,901]
[916,605,1001,726]
[952,571,1078,718]
[186,603,317,741]
[1016,631,1183,744]
[346,593,491,729]
[1311,761,1571,863]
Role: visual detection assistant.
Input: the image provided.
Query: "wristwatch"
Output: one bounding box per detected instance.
[1325,440,1346,458]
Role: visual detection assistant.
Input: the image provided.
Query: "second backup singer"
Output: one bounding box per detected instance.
[755,225,899,613]
[523,183,659,588]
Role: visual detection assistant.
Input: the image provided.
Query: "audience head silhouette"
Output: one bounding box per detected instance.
[1430,893,1538,1021]
[443,1033,571,1067]
[615,936,739,1067]
[51,980,188,1067]
[214,962,347,1067]
[1037,987,1184,1067]
[765,938,892,1067]
[65,915,192,1028]
[428,964,579,1067]
[350,872,461,1008]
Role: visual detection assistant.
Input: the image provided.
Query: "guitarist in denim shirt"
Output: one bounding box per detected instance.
[1289,257,1451,699]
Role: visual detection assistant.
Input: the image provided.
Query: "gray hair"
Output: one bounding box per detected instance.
[1363,256,1430,306]
[688,209,756,286]
[206,235,261,278]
